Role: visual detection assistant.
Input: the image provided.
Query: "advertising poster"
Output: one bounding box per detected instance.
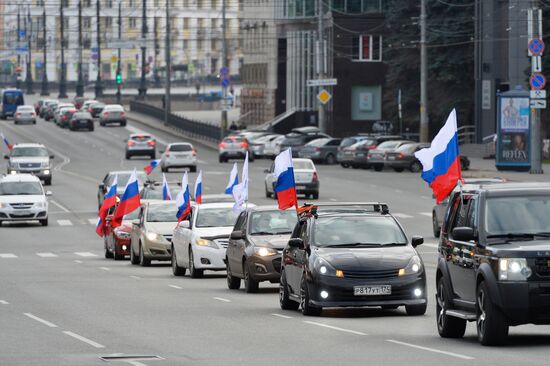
[498,96,530,165]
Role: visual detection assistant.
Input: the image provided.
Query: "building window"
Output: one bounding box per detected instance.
[83,0,92,6]
[352,35,382,62]
[129,18,137,29]
[61,0,69,6]
[83,17,91,29]
[330,0,382,13]
[105,0,113,8]
[105,17,113,28]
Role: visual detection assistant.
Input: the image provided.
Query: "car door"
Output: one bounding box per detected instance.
[179,208,196,265]
[265,162,275,193]
[130,206,144,255]
[285,221,308,295]
[229,212,248,277]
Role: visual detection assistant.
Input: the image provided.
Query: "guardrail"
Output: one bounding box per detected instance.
[130,101,221,142]
[458,125,476,144]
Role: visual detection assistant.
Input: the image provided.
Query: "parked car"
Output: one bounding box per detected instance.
[279,128,330,158]
[337,134,375,167]
[264,135,285,159]
[103,205,139,260]
[14,105,37,125]
[249,134,282,159]
[125,133,156,159]
[160,142,197,172]
[69,112,94,131]
[384,143,430,173]
[0,89,24,119]
[39,100,57,118]
[53,103,75,125]
[80,100,98,112]
[88,102,105,118]
[264,158,319,199]
[298,137,342,164]
[368,140,415,171]
[97,170,148,208]
[57,108,78,129]
[218,135,253,163]
[0,174,51,226]
[341,135,405,169]
[4,143,54,185]
[226,207,297,292]
[43,101,59,121]
[99,104,126,126]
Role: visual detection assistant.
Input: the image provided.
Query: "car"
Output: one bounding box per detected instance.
[39,100,57,118]
[298,137,342,164]
[69,112,94,131]
[368,140,415,171]
[436,182,550,345]
[0,174,51,226]
[384,142,430,173]
[99,104,126,126]
[264,158,319,199]
[337,135,373,167]
[80,100,98,112]
[14,105,37,125]
[57,108,78,129]
[73,96,86,110]
[4,143,54,185]
[279,203,426,316]
[0,89,24,119]
[263,135,285,159]
[140,180,181,200]
[160,142,197,172]
[431,178,506,238]
[103,204,139,260]
[34,99,45,114]
[129,200,179,266]
[340,135,405,169]
[88,102,105,118]
[218,135,253,163]
[125,133,156,159]
[171,202,246,277]
[226,207,297,292]
[54,103,75,126]
[43,101,59,121]
[279,128,330,158]
[97,170,148,208]
[248,134,281,159]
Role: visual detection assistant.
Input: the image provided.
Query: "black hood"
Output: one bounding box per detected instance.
[489,240,550,258]
[314,245,417,271]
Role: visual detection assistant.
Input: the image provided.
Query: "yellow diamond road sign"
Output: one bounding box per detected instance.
[317,89,332,104]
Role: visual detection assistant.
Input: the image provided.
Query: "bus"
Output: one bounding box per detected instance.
[0,89,24,119]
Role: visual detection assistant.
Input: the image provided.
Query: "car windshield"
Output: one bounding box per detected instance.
[485,196,550,237]
[91,103,105,108]
[306,138,330,147]
[223,136,245,144]
[169,144,192,152]
[0,181,43,195]
[195,207,238,228]
[293,160,314,170]
[147,204,178,222]
[11,147,48,157]
[340,137,359,147]
[282,135,303,145]
[395,144,418,154]
[73,113,92,119]
[17,106,33,112]
[249,210,297,235]
[131,135,152,142]
[123,210,139,220]
[313,216,407,246]
[376,141,402,150]
[105,105,123,111]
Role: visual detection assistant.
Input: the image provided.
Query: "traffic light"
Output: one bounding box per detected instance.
[116,73,122,85]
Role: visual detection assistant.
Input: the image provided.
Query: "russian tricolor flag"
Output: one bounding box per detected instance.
[273,148,298,210]
[194,170,203,204]
[224,163,239,194]
[96,175,117,236]
[415,109,462,203]
[112,170,141,227]
[162,173,172,200]
[1,132,13,151]
[144,159,161,175]
[176,172,191,222]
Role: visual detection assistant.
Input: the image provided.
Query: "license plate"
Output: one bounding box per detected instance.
[12,211,30,216]
[354,285,391,296]
[296,185,306,189]
[387,156,395,160]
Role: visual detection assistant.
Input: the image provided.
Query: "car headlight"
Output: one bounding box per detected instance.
[145,232,163,242]
[9,162,18,169]
[196,239,219,249]
[0,202,7,209]
[43,169,50,175]
[498,258,532,281]
[254,247,278,257]
[114,228,131,239]
[33,201,46,208]
[399,255,423,276]
[314,257,344,277]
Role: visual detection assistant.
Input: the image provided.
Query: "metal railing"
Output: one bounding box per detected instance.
[457,125,476,144]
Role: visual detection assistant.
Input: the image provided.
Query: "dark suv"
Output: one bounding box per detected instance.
[279,127,330,158]
[436,182,550,345]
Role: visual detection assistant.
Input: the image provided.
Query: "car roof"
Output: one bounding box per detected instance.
[129,133,153,138]
[0,173,41,183]
[108,170,147,176]
[13,143,46,148]
[146,200,177,207]
[195,202,240,209]
[168,142,193,146]
[246,205,282,212]
[463,182,550,194]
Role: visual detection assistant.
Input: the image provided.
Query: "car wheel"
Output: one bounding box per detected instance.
[406,303,427,316]
[130,245,140,265]
[100,122,105,126]
[44,178,52,186]
[172,246,186,276]
[351,164,360,169]
[125,153,131,160]
[393,167,404,173]
[432,213,441,238]
[226,261,241,290]
[248,154,254,162]
[436,278,466,338]
[14,121,18,125]
[477,281,508,346]
[190,166,197,173]
[114,251,124,260]
[104,244,114,259]
[325,154,336,165]
[300,277,322,316]
[265,186,271,198]
[244,262,259,293]
[279,270,299,310]
[150,153,155,159]
[139,244,151,267]
[121,121,126,126]
[410,161,422,173]
[39,218,48,226]
[312,192,319,200]
[188,249,204,278]
[340,163,349,168]
[89,125,94,132]
[218,156,225,163]
[374,164,383,172]
[161,165,167,173]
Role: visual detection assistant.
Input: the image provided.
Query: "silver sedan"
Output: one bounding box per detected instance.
[14,105,36,125]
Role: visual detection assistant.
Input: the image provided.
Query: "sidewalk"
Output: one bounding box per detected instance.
[465,157,550,182]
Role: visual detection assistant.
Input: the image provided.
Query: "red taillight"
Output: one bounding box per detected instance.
[147,140,156,146]
[218,142,226,148]
[398,153,404,160]
[128,140,135,146]
[103,112,109,116]
[31,112,36,116]
[120,111,125,116]
[367,145,377,150]
[314,147,321,152]
[312,171,319,182]
[88,108,93,112]
[192,148,197,156]
[240,142,249,148]
[15,112,21,116]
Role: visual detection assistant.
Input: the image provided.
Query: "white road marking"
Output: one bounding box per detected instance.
[303,321,367,336]
[57,219,73,226]
[169,285,182,290]
[271,313,292,319]
[36,252,58,258]
[129,275,141,280]
[392,213,414,219]
[23,313,58,328]
[395,189,403,193]
[75,252,98,257]
[74,260,83,264]
[0,300,9,305]
[125,124,169,146]
[99,267,110,271]
[63,331,105,348]
[213,297,231,303]
[421,195,432,200]
[420,212,432,217]
[0,254,17,258]
[50,200,70,213]
[386,340,473,360]
[329,198,337,202]
[423,243,438,248]
[88,218,98,225]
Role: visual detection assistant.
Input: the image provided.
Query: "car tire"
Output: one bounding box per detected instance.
[39,218,48,226]
[218,156,225,163]
[279,271,299,310]
[265,186,271,198]
[161,166,167,173]
[436,278,467,338]
[125,153,131,160]
[121,121,126,127]
[190,166,197,173]
[393,167,404,173]
[433,213,441,238]
[100,122,105,127]
[150,153,155,159]
[340,163,349,168]
[244,262,259,293]
[410,161,422,173]
[351,164,360,169]
[114,251,124,260]
[104,244,114,259]
[312,192,319,200]
[14,121,18,125]
[300,277,322,316]
[477,281,508,346]
[325,154,336,165]
[226,261,241,290]
[172,246,186,276]
[374,164,384,172]
[130,245,140,265]
[89,125,94,132]
[248,154,254,162]
[406,303,427,316]
[139,244,151,267]
[188,249,204,278]
[44,178,52,186]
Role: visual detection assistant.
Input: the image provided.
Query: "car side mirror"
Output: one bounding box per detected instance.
[3,154,9,159]
[230,230,243,240]
[45,191,53,196]
[452,227,474,242]
[288,238,304,249]
[49,155,55,159]
[131,219,140,226]
[178,220,190,229]
[411,235,424,248]
[98,183,105,190]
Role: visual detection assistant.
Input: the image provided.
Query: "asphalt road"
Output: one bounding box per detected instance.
[1,100,550,366]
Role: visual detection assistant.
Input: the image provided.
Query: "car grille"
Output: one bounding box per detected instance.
[343,269,400,280]
[9,213,35,219]
[272,257,282,273]
[10,203,34,209]
[534,258,550,277]
[215,238,229,249]
[19,163,41,169]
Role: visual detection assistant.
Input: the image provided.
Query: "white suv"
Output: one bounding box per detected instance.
[0,174,51,226]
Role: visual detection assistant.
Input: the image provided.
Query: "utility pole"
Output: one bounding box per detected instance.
[529,6,543,174]
[25,6,34,94]
[58,2,67,98]
[76,0,84,97]
[16,7,21,90]
[95,0,103,98]
[220,0,228,139]
[40,6,49,96]
[419,0,429,142]
[317,0,326,133]
[138,0,148,99]
[164,0,171,124]
[154,16,160,87]
[116,0,122,104]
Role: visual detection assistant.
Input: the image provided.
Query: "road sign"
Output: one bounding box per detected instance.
[317,89,332,104]
[530,73,546,90]
[531,90,546,99]
[528,38,545,56]
[111,55,118,62]
[307,78,338,87]
[220,66,229,76]
[532,56,542,73]
[15,47,28,55]
[530,99,547,109]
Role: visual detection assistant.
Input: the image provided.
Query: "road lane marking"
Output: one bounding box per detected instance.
[36,252,58,258]
[420,212,432,217]
[303,321,367,336]
[169,285,182,290]
[271,313,292,319]
[395,189,403,193]
[386,340,473,360]
[88,218,98,225]
[23,313,58,328]
[50,200,71,213]
[393,213,414,219]
[0,253,17,258]
[74,260,83,264]
[63,331,105,348]
[423,243,438,248]
[421,196,432,200]
[213,297,231,303]
[329,198,337,202]
[0,300,9,305]
[99,267,110,271]
[130,275,141,280]
[75,252,97,257]
[57,219,73,226]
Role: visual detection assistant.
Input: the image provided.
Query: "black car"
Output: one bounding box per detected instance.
[279,203,426,316]
[88,102,105,118]
[298,137,342,164]
[279,127,331,158]
[98,170,148,209]
[436,182,550,345]
[69,112,94,131]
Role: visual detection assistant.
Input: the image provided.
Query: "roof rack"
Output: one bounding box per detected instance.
[297,202,389,221]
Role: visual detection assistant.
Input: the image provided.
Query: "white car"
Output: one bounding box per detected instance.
[264,135,285,159]
[264,158,319,199]
[171,202,254,278]
[249,134,282,159]
[0,174,51,226]
[160,142,197,172]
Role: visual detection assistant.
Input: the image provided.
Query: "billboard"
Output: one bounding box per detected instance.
[496,94,531,170]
